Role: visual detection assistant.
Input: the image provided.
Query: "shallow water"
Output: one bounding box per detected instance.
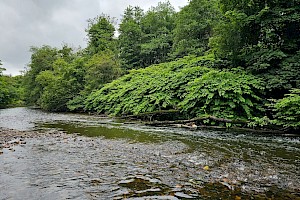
[1,107,300,199]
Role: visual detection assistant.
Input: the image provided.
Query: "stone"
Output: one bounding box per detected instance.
[174,192,194,199]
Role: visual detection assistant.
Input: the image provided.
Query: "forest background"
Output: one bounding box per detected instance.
[1,0,299,131]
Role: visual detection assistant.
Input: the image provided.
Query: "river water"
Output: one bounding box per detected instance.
[0,107,299,199]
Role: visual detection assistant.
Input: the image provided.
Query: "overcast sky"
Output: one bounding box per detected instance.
[0,0,188,76]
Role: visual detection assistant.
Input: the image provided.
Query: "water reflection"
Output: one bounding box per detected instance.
[40,122,166,143]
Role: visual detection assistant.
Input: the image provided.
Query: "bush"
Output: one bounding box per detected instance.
[85,56,265,121]
[0,75,18,108]
[273,89,300,129]
[180,68,264,120]
[67,95,86,112]
[85,56,211,115]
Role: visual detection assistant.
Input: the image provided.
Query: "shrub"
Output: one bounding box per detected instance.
[180,68,265,120]
[85,56,265,121]
[273,89,300,129]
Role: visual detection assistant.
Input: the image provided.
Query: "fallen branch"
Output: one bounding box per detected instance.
[123,113,286,134]
[208,116,248,124]
[145,116,249,126]
[145,118,201,125]
[167,124,285,134]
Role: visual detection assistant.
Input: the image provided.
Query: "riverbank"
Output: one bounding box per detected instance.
[116,110,298,135]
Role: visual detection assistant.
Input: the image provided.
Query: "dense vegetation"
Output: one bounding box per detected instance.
[1,0,299,131]
[0,61,24,108]
[85,56,265,122]
[211,0,300,97]
[272,89,300,129]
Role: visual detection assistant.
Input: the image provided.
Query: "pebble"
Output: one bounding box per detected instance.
[174,192,194,199]
[118,179,135,185]
[8,148,15,152]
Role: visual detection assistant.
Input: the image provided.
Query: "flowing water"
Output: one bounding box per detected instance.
[0,107,299,199]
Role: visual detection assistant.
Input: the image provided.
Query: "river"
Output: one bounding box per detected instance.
[0,107,299,199]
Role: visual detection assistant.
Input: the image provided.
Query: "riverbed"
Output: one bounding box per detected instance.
[0,107,299,199]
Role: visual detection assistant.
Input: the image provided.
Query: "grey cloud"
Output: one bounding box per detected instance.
[0,0,187,76]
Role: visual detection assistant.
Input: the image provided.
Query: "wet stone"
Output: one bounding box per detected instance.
[90,179,102,185]
[116,175,172,198]
[119,179,136,185]
[171,187,182,192]
[174,192,194,199]
[119,178,155,191]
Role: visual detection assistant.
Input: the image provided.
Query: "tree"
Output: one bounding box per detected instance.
[118,6,144,70]
[209,10,247,65]
[85,50,121,92]
[23,44,86,111]
[35,57,85,112]
[171,0,220,58]
[23,45,59,105]
[0,64,18,108]
[210,0,300,97]
[0,60,6,75]
[86,15,117,55]
[139,1,176,67]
